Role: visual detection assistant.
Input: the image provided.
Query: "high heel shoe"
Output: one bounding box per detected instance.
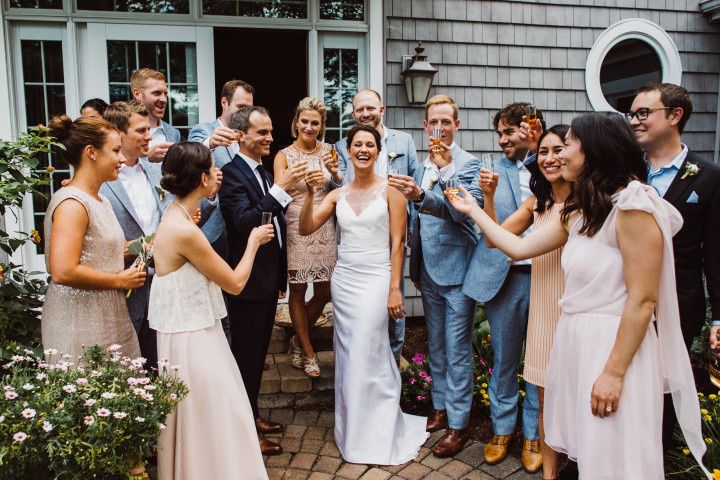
[288,335,303,370]
[303,354,321,378]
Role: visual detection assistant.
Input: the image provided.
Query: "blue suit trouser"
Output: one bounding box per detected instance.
[420,267,476,429]
[483,269,539,439]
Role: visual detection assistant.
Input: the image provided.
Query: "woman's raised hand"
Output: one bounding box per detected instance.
[249,224,275,247]
[445,185,479,215]
[304,169,325,192]
[478,168,499,196]
[117,267,147,289]
[322,150,339,176]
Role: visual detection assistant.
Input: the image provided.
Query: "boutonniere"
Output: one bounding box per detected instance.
[388,152,405,162]
[428,168,440,188]
[681,162,700,180]
[155,185,167,201]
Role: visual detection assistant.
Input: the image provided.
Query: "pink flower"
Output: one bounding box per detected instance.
[5,391,18,400]
[418,371,428,378]
[13,432,27,443]
[479,358,486,367]
[76,378,88,386]
[21,408,36,418]
[426,376,432,383]
[488,368,493,375]
[84,416,95,425]
[412,353,425,365]
[62,385,77,393]
[416,395,426,401]
[408,378,416,384]
[96,408,111,417]
[85,399,97,407]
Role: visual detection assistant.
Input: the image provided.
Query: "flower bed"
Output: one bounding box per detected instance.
[668,391,720,478]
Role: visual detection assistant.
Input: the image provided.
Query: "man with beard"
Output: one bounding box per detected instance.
[131,68,181,162]
[334,88,418,361]
[628,82,720,448]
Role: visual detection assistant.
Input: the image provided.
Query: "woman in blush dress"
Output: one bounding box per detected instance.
[447,112,709,479]
[42,115,145,361]
[480,124,571,479]
[149,142,273,480]
[273,97,342,377]
[298,125,428,465]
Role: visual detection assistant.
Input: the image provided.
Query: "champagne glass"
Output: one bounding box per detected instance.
[526,104,538,128]
[261,212,272,225]
[480,153,494,173]
[444,178,460,196]
[330,145,338,163]
[431,124,443,146]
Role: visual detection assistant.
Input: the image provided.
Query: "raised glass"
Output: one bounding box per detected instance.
[76,0,190,13]
[202,0,307,18]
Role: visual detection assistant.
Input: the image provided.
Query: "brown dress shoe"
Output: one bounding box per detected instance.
[426,409,447,432]
[521,437,542,473]
[255,417,284,434]
[432,428,470,457]
[258,434,283,456]
[484,434,512,465]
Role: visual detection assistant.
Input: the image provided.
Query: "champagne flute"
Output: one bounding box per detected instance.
[480,153,495,173]
[526,104,538,128]
[444,178,460,196]
[387,165,399,185]
[330,145,338,163]
[261,212,272,225]
[431,124,443,147]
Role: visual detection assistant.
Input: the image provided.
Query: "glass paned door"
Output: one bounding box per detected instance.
[320,34,366,144]
[202,0,308,18]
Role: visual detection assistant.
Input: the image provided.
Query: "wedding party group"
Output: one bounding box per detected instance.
[38,65,720,480]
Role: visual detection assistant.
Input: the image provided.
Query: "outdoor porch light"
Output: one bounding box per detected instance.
[401,42,438,105]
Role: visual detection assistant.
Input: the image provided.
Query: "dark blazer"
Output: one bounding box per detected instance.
[219,154,288,301]
[663,150,720,347]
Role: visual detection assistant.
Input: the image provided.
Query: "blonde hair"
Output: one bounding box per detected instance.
[103,101,148,133]
[130,68,166,92]
[290,97,327,140]
[425,94,459,120]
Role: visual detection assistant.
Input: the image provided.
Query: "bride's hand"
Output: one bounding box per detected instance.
[445,185,479,216]
[387,288,405,320]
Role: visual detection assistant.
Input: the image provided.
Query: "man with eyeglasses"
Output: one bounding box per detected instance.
[628,82,720,448]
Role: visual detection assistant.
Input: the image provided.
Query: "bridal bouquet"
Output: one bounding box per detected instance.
[126,234,155,298]
[0,344,188,480]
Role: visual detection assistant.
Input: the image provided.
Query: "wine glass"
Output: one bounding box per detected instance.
[261,212,272,225]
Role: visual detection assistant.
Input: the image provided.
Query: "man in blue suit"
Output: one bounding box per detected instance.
[131,68,181,162]
[100,101,174,369]
[335,88,418,361]
[390,95,480,458]
[461,103,543,472]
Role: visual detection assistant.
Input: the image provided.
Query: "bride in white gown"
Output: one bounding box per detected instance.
[299,125,428,465]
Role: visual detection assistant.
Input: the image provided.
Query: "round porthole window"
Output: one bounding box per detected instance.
[586,19,682,113]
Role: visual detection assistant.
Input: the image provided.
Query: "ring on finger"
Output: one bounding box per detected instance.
[605,405,612,413]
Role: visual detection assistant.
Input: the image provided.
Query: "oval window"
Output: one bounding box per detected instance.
[600,39,662,113]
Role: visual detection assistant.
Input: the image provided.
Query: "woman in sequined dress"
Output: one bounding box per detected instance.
[41,115,145,361]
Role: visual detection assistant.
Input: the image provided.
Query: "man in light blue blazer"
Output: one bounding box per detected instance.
[335,88,418,361]
[461,103,544,472]
[131,68,181,163]
[188,79,255,257]
[101,102,174,369]
[391,95,481,458]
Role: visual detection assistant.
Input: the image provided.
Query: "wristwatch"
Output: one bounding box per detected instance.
[412,188,425,204]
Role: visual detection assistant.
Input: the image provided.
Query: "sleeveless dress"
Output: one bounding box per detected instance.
[41,186,140,360]
[149,262,267,480]
[544,181,709,479]
[283,143,336,283]
[523,202,564,387]
[331,184,428,465]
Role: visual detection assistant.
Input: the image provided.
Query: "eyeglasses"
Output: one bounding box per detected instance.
[625,107,673,122]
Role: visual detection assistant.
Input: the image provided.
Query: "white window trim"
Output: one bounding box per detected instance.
[585,18,682,112]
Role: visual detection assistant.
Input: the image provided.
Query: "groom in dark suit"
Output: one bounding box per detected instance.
[629,82,720,446]
[219,105,307,456]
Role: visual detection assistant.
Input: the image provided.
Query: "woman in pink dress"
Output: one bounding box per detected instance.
[448,112,709,479]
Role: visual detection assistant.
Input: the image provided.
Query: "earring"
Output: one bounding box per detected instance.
[90,155,96,161]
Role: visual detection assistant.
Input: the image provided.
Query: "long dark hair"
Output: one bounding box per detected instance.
[528,124,570,214]
[161,142,213,197]
[560,112,647,237]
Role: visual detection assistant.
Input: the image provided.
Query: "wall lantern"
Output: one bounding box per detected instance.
[401,42,438,105]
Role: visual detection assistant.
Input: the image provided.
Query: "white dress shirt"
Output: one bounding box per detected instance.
[420,142,458,189]
[238,153,291,248]
[374,125,390,177]
[118,162,160,236]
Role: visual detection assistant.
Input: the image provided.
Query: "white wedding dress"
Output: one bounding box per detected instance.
[331,184,428,465]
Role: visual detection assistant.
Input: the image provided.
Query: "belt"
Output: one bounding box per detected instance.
[509,264,531,273]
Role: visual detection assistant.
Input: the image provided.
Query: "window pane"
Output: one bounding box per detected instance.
[323,47,358,142]
[10,0,62,8]
[24,85,46,127]
[108,41,137,83]
[76,0,190,13]
[137,42,168,77]
[202,0,308,19]
[600,39,662,113]
[340,49,358,89]
[320,0,364,21]
[44,41,65,83]
[21,41,43,83]
[168,85,199,135]
[46,85,66,120]
[168,43,197,84]
[110,84,132,103]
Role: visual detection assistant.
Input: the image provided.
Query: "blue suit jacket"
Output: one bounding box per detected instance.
[188,119,235,247]
[409,145,481,287]
[462,155,527,302]
[99,159,172,330]
[335,127,418,183]
[161,120,181,143]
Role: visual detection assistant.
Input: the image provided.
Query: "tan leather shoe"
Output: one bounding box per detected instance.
[484,434,512,465]
[432,428,470,457]
[258,434,283,456]
[255,417,284,434]
[521,437,542,473]
[426,409,447,432]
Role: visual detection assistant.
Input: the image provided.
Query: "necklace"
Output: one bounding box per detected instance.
[293,140,320,155]
[173,201,193,221]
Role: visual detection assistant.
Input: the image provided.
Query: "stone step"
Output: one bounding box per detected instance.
[260,350,335,395]
[267,304,335,354]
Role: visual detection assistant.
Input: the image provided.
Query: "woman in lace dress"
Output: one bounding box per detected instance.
[42,115,145,361]
[448,112,709,479]
[298,125,428,465]
[273,97,342,377]
[149,142,273,480]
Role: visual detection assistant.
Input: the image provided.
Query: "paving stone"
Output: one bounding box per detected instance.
[295,390,334,406]
[505,469,542,479]
[279,436,302,453]
[283,469,311,480]
[397,462,432,480]
[453,442,486,468]
[259,407,270,418]
[259,393,295,409]
[289,453,318,470]
[424,472,453,480]
[324,429,335,441]
[382,463,406,474]
[260,365,281,394]
[274,353,290,365]
[420,453,453,470]
[460,471,495,480]
[415,446,432,461]
[278,362,312,393]
[479,456,522,478]
[271,324,287,341]
[304,425,327,440]
[359,468,393,480]
[300,437,325,454]
[267,467,285,480]
[335,463,369,479]
[266,452,292,468]
[284,424,307,438]
[439,460,474,478]
[317,411,335,427]
[319,440,341,457]
[268,339,286,354]
[313,455,343,475]
[269,408,295,425]
[307,473,334,480]
[424,429,446,448]
[293,410,320,426]
[389,477,404,480]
